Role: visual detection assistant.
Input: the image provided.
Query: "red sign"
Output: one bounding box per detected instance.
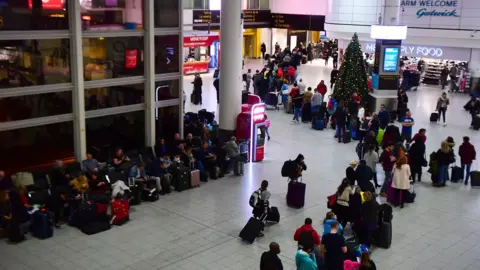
[183,35,219,48]
[125,49,138,69]
[183,62,209,75]
[28,0,64,9]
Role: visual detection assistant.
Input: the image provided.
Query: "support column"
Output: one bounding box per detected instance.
[219,0,243,143]
[179,0,185,139]
[382,0,401,26]
[70,0,86,162]
[144,0,155,147]
[470,49,480,94]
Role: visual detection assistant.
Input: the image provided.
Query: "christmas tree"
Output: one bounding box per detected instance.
[333,33,369,106]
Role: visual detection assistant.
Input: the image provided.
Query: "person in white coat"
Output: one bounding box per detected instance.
[392,156,411,209]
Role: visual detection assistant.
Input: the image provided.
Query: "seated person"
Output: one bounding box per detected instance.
[49,160,73,190]
[184,133,198,149]
[216,143,229,177]
[82,153,102,177]
[88,173,109,194]
[70,174,89,195]
[16,185,31,210]
[180,145,193,168]
[112,148,131,171]
[147,159,172,193]
[128,163,147,181]
[0,190,24,242]
[322,212,343,236]
[0,170,13,191]
[168,133,184,154]
[198,142,217,175]
[160,153,172,168]
[154,137,167,158]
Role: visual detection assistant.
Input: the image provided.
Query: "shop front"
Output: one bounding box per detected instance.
[183,32,220,75]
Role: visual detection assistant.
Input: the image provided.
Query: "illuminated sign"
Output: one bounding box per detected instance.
[271,13,325,31]
[28,0,64,10]
[249,102,265,163]
[401,0,460,18]
[124,49,138,69]
[252,106,265,122]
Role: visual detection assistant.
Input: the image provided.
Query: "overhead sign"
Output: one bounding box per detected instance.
[401,0,460,18]
[183,35,219,47]
[363,42,471,60]
[192,10,220,24]
[243,10,271,25]
[271,13,325,31]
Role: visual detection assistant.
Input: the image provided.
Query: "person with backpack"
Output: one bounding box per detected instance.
[294,218,321,249]
[333,178,353,227]
[250,180,271,237]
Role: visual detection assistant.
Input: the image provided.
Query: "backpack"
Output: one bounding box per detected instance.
[249,189,261,208]
[281,160,297,178]
[298,230,315,249]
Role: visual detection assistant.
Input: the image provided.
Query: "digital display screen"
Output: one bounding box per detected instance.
[383,48,399,73]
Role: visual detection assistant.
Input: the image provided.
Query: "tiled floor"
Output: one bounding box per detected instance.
[2,59,480,270]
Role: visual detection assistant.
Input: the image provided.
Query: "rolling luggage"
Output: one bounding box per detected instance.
[386,180,397,205]
[190,170,200,187]
[312,117,324,130]
[343,130,351,144]
[111,200,129,226]
[374,222,392,249]
[450,166,463,183]
[473,116,480,130]
[287,181,306,208]
[378,203,393,224]
[266,206,280,223]
[470,171,480,188]
[239,217,265,244]
[175,167,191,192]
[430,112,439,122]
[81,218,111,235]
[31,210,54,239]
[265,92,278,109]
[190,92,199,105]
[128,179,143,206]
[70,200,96,228]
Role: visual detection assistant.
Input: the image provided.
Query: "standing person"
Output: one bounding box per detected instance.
[317,80,328,97]
[330,67,339,89]
[298,78,307,94]
[245,69,252,93]
[322,212,343,236]
[364,145,380,188]
[436,92,449,126]
[260,42,267,60]
[359,191,379,247]
[440,66,449,90]
[333,101,348,143]
[260,242,283,270]
[459,136,476,185]
[408,136,426,183]
[359,252,377,270]
[333,178,352,228]
[192,74,203,105]
[466,96,480,129]
[400,110,414,145]
[392,156,411,208]
[378,104,390,130]
[292,87,304,123]
[410,128,427,144]
[397,90,409,119]
[295,244,317,270]
[294,218,321,249]
[434,141,455,187]
[302,87,313,122]
[324,50,329,66]
[311,88,323,114]
[321,221,347,270]
[331,50,339,69]
[346,160,357,186]
[251,180,271,237]
[380,142,396,197]
[264,114,271,141]
[213,77,220,103]
[449,64,458,92]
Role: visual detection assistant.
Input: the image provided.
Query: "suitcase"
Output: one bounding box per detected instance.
[239,217,264,244]
[470,171,480,188]
[70,200,96,228]
[95,203,108,217]
[378,204,393,224]
[266,206,280,223]
[31,210,54,239]
[473,115,480,130]
[374,222,392,249]
[175,167,191,192]
[286,102,293,114]
[287,181,306,208]
[111,200,130,226]
[343,130,351,144]
[142,189,159,202]
[312,118,324,130]
[405,190,416,203]
[190,169,200,187]
[386,180,397,205]
[129,182,143,206]
[190,93,199,105]
[450,166,463,183]
[430,112,439,122]
[81,219,111,235]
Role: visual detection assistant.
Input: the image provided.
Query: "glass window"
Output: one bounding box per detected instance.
[0,122,74,171]
[248,0,260,9]
[259,0,269,9]
[154,0,179,28]
[83,37,144,81]
[0,92,72,123]
[193,0,204,9]
[0,39,71,89]
[155,80,179,102]
[80,0,143,31]
[86,111,145,154]
[183,0,194,9]
[155,105,179,141]
[155,35,179,74]
[85,83,144,111]
[0,1,68,31]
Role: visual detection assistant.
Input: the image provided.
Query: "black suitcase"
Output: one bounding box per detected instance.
[473,116,480,130]
[430,112,439,122]
[470,171,480,188]
[343,130,351,144]
[70,200,96,228]
[81,220,111,235]
[129,184,143,206]
[239,217,264,244]
[374,222,392,249]
[266,206,280,223]
[286,181,306,208]
[450,166,463,183]
[142,189,159,202]
[175,167,191,192]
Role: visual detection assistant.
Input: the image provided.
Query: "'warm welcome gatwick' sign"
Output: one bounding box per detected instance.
[401,0,460,18]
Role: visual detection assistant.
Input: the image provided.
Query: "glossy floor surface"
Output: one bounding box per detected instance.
[2,59,480,270]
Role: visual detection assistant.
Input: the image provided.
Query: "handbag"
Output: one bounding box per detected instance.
[422,153,428,167]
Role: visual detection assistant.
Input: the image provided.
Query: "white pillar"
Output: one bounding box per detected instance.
[179,0,185,139]
[144,0,155,147]
[382,0,401,26]
[219,0,243,138]
[69,0,86,162]
[470,49,480,93]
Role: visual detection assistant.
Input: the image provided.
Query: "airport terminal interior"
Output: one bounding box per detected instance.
[1,0,480,270]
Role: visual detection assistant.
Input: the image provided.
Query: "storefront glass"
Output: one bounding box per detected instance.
[154,0,179,28]
[247,0,260,9]
[0,39,71,89]
[86,110,145,154]
[0,92,72,122]
[85,83,144,111]
[155,80,179,101]
[259,0,269,9]
[80,0,144,31]
[155,35,180,74]
[0,121,74,171]
[0,1,68,31]
[155,105,179,140]
[193,0,206,9]
[82,37,144,81]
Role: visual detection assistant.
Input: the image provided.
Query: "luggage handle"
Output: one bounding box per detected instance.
[288,176,303,183]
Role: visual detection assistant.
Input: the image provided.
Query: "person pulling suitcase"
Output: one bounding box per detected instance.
[249,180,271,237]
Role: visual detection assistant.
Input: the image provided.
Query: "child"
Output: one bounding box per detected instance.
[322,212,343,236]
[265,114,271,141]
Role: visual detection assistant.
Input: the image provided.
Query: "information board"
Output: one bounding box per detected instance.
[383,48,400,73]
[192,10,220,24]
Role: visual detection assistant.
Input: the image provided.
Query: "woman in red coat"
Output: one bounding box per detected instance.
[459,136,476,185]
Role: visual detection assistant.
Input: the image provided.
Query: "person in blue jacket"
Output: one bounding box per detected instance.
[323,211,343,236]
[378,104,390,129]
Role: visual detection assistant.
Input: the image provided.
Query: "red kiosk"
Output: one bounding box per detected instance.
[236,95,266,162]
[183,32,220,75]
